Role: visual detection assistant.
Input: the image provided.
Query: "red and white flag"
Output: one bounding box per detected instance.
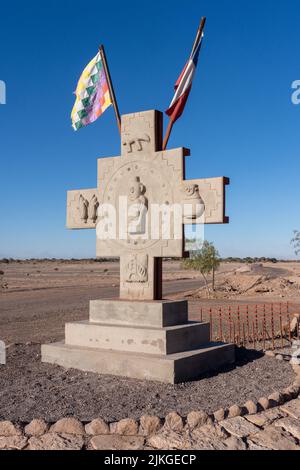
[166,33,204,123]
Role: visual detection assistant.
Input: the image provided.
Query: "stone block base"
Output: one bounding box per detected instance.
[42,299,235,383]
[41,341,235,384]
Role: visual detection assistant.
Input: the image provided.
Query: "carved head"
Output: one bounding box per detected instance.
[128,176,145,201]
[183,184,200,199]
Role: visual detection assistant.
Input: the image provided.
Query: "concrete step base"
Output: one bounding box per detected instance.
[65,320,210,355]
[89,299,188,327]
[41,341,235,384]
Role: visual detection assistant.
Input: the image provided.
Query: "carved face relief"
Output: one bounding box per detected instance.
[183,184,200,199]
[182,184,205,220]
[128,176,145,201]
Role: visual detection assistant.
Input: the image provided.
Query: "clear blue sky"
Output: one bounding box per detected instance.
[0,0,299,259]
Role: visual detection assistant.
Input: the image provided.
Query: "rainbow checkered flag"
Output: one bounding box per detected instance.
[71,51,112,130]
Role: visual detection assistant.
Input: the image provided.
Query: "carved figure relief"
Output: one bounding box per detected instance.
[122,134,150,153]
[182,183,205,220]
[78,194,99,224]
[78,194,89,223]
[128,176,148,235]
[88,195,99,223]
[125,254,148,283]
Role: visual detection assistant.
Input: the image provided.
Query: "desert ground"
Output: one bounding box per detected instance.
[0,259,299,421]
[1,259,300,344]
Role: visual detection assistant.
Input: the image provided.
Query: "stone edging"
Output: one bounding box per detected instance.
[0,358,299,450]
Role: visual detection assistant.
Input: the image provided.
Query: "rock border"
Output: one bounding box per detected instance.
[0,358,299,450]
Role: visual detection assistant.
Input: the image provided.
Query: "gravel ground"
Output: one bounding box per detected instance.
[0,344,294,422]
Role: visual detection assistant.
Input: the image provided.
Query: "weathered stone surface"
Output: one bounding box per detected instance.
[90,435,145,450]
[25,419,48,437]
[248,425,299,450]
[28,433,84,450]
[186,410,210,430]
[245,408,284,428]
[85,418,109,436]
[148,430,191,450]
[228,405,242,418]
[111,418,139,436]
[214,408,226,422]
[275,417,300,440]
[283,385,298,399]
[0,420,21,436]
[276,354,283,361]
[139,415,161,436]
[0,436,27,450]
[247,440,270,451]
[191,425,228,450]
[219,416,259,438]
[268,392,283,406]
[244,400,257,415]
[281,398,300,419]
[164,412,184,432]
[50,418,85,435]
[193,423,227,440]
[223,436,247,450]
[258,397,270,410]
[265,350,275,357]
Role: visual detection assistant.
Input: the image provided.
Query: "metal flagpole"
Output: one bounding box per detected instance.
[162,17,206,150]
[99,44,121,134]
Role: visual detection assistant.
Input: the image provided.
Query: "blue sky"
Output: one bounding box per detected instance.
[0,0,299,259]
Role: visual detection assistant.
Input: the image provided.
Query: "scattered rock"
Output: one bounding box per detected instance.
[228,405,242,418]
[219,416,259,438]
[223,435,247,450]
[290,316,299,335]
[186,410,210,430]
[111,418,138,436]
[265,350,275,357]
[148,430,191,450]
[139,415,161,436]
[28,433,84,450]
[244,400,257,415]
[90,435,145,450]
[25,419,48,437]
[281,398,300,419]
[50,418,85,435]
[283,385,298,399]
[258,397,270,410]
[276,354,284,361]
[164,412,184,432]
[213,408,226,422]
[274,417,300,440]
[248,425,299,450]
[85,418,109,436]
[245,408,284,428]
[268,392,283,407]
[236,265,252,273]
[0,436,27,450]
[0,421,21,436]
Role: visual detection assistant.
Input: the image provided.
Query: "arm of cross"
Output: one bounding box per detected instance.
[179,176,230,225]
[66,188,101,229]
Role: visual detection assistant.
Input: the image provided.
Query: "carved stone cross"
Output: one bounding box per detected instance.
[66,110,229,300]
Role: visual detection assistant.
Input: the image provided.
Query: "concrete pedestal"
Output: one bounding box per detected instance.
[42,299,235,384]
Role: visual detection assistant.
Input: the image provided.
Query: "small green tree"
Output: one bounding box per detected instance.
[291,230,300,255]
[183,240,221,295]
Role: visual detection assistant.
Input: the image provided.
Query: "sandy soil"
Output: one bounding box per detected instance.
[0,344,294,422]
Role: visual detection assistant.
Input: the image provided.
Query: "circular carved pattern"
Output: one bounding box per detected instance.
[102,159,174,251]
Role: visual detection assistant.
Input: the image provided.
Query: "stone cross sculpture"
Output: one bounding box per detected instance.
[42,110,235,383]
[66,110,229,300]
